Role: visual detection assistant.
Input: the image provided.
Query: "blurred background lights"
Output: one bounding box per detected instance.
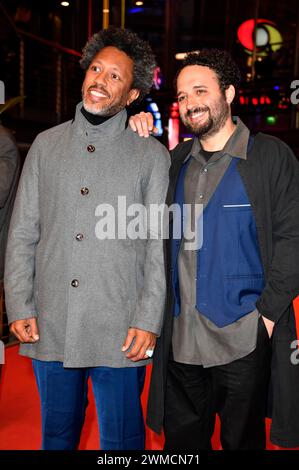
[266,115,277,125]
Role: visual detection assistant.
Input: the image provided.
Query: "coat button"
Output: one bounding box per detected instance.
[76,233,84,241]
[81,187,89,195]
[71,279,79,287]
[87,144,95,152]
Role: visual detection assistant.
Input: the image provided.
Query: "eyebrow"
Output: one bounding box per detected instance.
[177,85,208,96]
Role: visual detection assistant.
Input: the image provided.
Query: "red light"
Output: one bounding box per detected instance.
[237,18,276,51]
[168,102,180,150]
[170,102,179,118]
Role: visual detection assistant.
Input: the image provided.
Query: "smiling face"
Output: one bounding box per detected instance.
[177,65,232,138]
[81,46,140,116]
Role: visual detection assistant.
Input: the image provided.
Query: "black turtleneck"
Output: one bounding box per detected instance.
[80,106,115,125]
[200,149,216,162]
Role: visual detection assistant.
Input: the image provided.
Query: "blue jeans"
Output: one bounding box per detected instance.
[32,359,146,450]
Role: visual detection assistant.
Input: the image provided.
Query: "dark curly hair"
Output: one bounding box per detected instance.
[175,49,241,98]
[80,27,156,102]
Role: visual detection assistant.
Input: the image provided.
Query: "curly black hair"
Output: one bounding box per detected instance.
[175,49,241,98]
[80,27,156,102]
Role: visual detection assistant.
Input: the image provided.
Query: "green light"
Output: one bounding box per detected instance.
[266,115,277,125]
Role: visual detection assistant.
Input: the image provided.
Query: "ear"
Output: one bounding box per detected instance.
[127,89,140,106]
[225,85,235,105]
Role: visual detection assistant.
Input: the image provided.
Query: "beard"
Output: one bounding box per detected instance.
[82,100,124,116]
[82,86,126,117]
[181,95,229,138]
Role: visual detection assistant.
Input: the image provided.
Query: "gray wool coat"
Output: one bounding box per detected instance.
[0,125,20,280]
[4,104,170,367]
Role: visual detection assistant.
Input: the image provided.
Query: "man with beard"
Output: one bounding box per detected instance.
[4,28,170,450]
[129,49,299,449]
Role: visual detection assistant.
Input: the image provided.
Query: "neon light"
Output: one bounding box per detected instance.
[168,102,179,150]
[129,7,144,13]
[237,19,282,56]
[149,102,158,112]
[266,25,283,52]
[266,116,276,125]
[146,100,163,137]
[153,67,163,90]
[256,27,269,47]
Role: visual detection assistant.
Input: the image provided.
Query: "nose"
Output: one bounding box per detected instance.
[94,70,108,86]
[185,96,199,110]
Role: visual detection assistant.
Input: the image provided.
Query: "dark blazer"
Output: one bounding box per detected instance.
[147,132,299,447]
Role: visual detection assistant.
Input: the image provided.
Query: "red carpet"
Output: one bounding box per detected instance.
[0,346,165,450]
[0,298,298,450]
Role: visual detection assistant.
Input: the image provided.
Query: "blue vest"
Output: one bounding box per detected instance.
[171,142,265,327]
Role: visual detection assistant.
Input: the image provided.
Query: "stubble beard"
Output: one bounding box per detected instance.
[82,85,126,117]
[181,97,230,139]
[82,97,125,117]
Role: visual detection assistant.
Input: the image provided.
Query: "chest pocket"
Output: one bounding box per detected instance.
[219,202,263,277]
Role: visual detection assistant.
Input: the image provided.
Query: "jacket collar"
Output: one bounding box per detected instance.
[184,116,250,164]
[72,102,127,143]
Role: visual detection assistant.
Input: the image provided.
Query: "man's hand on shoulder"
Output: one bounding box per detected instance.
[128,112,158,138]
[10,317,39,343]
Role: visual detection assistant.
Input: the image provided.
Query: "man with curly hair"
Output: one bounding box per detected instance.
[5,28,170,450]
[130,49,299,449]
